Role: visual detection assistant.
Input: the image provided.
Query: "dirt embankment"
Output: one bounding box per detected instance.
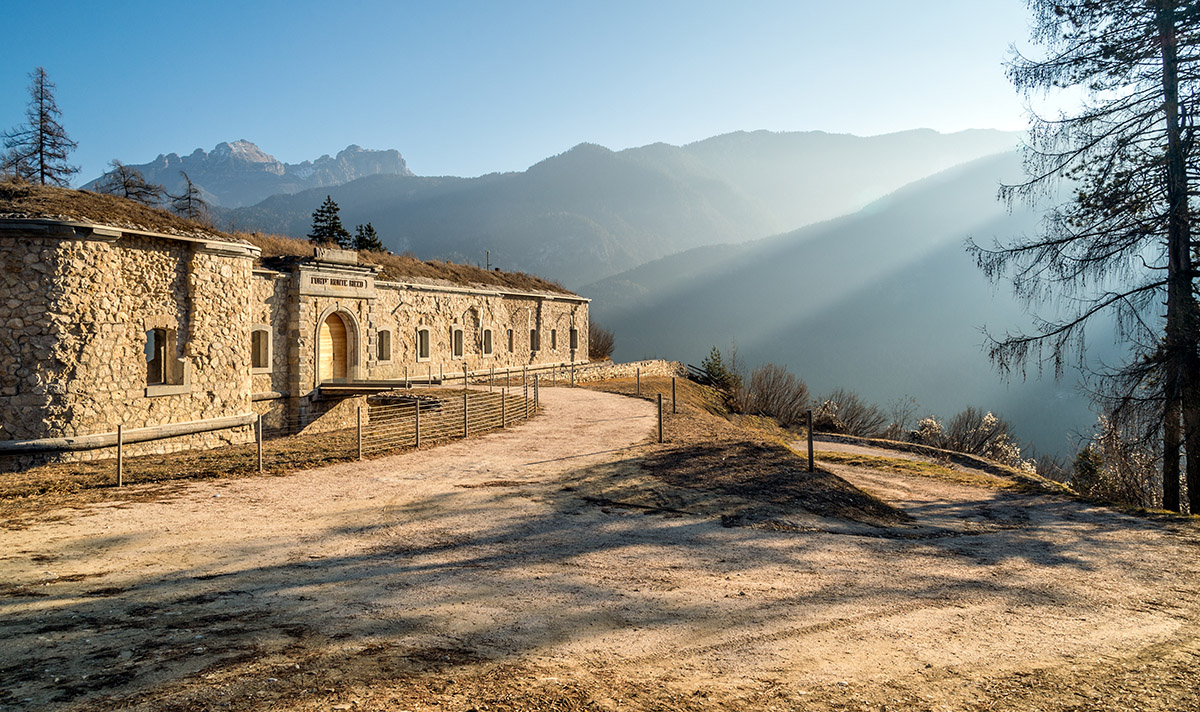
[2,378,1200,712]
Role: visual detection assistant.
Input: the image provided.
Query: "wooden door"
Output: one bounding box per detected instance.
[318,313,348,381]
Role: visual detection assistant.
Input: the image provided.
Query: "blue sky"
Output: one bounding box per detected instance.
[0,1,1034,183]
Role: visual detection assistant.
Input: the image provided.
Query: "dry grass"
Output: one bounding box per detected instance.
[813,449,1020,490]
[0,180,574,294]
[0,179,236,241]
[239,230,574,294]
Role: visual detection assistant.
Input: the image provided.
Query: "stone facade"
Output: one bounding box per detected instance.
[0,221,589,462]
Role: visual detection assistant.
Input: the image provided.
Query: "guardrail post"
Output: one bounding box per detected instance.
[257,414,263,472]
[357,406,363,461]
[415,402,421,448]
[534,375,539,409]
[672,377,677,414]
[657,394,663,443]
[501,388,506,427]
[116,424,124,487]
[807,409,814,473]
[525,388,530,420]
[464,392,469,437]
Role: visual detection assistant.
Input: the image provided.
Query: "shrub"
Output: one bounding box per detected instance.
[814,388,887,437]
[588,322,615,361]
[742,363,810,428]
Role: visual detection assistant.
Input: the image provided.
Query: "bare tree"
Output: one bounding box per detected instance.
[742,363,810,428]
[93,160,165,205]
[169,171,210,223]
[588,322,615,361]
[2,67,78,186]
[968,1,1200,511]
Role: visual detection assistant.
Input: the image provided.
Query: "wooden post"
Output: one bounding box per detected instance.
[672,377,677,413]
[357,406,363,461]
[506,368,510,388]
[637,368,641,396]
[405,365,409,388]
[415,401,421,448]
[464,392,469,437]
[657,394,663,443]
[116,424,124,487]
[525,388,530,420]
[427,363,431,385]
[257,414,263,473]
[534,375,539,409]
[501,388,506,427]
[523,365,528,387]
[807,409,815,473]
[490,367,495,391]
[571,362,575,386]
[464,364,468,387]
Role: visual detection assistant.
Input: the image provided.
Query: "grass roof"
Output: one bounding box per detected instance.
[0,179,575,295]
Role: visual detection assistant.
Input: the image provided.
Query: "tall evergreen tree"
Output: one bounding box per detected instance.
[2,67,79,186]
[353,222,385,252]
[94,159,165,205]
[309,195,351,248]
[968,0,1200,510]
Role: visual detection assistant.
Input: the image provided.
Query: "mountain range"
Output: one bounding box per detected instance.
[82,140,413,208]
[224,129,1020,285]
[583,152,1117,457]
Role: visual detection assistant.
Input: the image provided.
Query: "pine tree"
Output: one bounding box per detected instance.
[94,159,165,205]
[353,222,385,252]
[169,171,209,223]
[968,1,1200,511]
[2,67,79,186]
[309,195,351,248]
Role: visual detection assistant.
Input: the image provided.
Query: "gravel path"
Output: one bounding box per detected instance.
[2,388,1200,711]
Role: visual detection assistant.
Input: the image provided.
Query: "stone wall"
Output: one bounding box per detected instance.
[0,225,258,460]
[568,359,686,383]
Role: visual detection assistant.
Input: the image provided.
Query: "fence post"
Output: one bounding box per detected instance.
[523,365,528,387]
[405,365,409,388]
[357,406,363,461]
[506,368,510,388]
[464,364,468,387]
[116,424,124,487]
[571,362,575,386]
[501,388,506,427]
[534,375,539,409]
[257,414,263,473]
[464,392,469,437]
[807,409,814,473]
[490,367,495,391]
[427,363,431,385]
[440,364,443,383]
[525,387,530,420]
[672,377,677,413]
[637,368,641,396]
[657,394,663,443]
[415,401,421,448]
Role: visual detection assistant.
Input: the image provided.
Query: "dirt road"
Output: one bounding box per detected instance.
[2,387,1200,711]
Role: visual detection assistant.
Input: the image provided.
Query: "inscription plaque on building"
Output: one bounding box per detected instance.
[299,268,375,298]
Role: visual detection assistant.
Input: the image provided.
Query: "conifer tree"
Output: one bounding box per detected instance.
[169,171,209,223]
[969,0,1200,511]
[353,222,385,252]
[309,195,351,248]
[2,67,78,186]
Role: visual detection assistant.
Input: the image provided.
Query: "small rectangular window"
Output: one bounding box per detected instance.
[417,328,430,361]
[570,327,579,350]
[377,329,392,362]
[251,329,270,371]
[146,328,167,385]
[482,328,493,356]
[551,329,557,350]
[507,329,514,352]
[452,328,464,358]
[530,329,540,352]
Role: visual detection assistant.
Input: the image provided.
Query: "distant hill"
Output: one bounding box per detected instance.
[225,129,1020,286]
[82,141,413,208]
[582,153,1119,457]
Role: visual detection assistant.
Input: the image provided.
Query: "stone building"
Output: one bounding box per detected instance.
[0,185,588,460]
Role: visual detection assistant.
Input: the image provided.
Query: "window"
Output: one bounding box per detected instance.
[144,325,189,396]
[377,329,392,362]
[251,327,271,372]
[146,328,168,385]
[530,329,540,352]
[550,329,557,350]
[570,327,579,350]
[416,327,431,362]
[452,327,464,359]
[482,328,493,356]
[507,328,514,353]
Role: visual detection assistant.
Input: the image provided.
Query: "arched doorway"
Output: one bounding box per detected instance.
[318,312,348,382]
